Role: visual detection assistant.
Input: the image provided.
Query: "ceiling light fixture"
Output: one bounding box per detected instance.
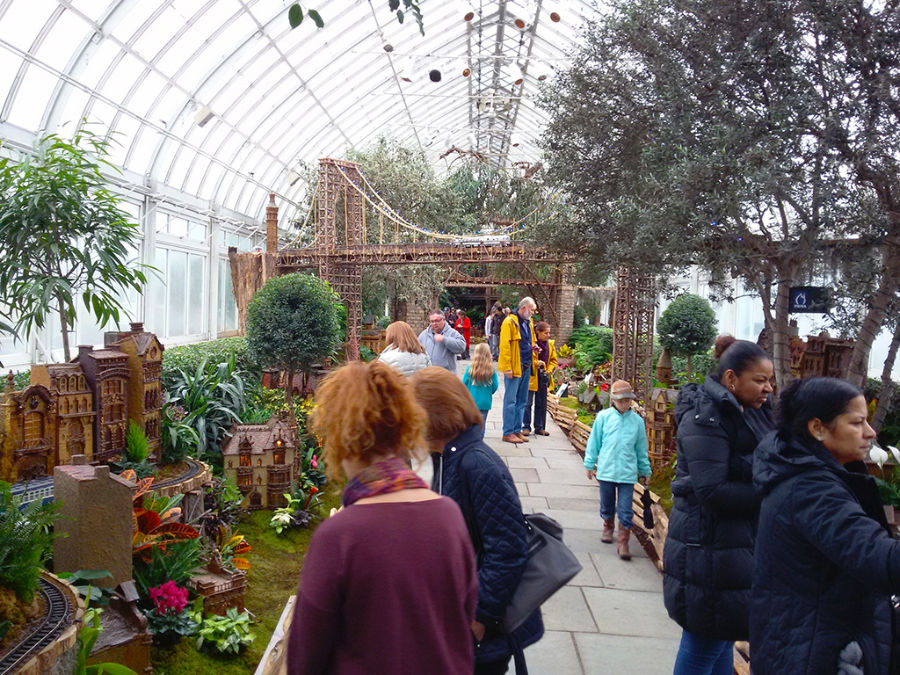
[194,105,214,127]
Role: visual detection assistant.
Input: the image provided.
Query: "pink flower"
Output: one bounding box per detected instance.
[149,581,189,616]
[310,455,318,469]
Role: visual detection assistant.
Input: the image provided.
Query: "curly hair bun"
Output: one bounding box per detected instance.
[713,335,738,360]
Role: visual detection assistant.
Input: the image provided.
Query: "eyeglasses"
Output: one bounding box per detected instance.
[429,318,444,323]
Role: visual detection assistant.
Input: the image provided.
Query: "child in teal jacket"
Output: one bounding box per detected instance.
[463,343,499,439]
[584,380,652,559]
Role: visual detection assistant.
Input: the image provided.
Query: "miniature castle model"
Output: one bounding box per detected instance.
[222,416,301,509]
[0,323,164,483]
[644,387,678,468]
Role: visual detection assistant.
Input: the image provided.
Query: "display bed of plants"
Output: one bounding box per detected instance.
[149,490,341,675]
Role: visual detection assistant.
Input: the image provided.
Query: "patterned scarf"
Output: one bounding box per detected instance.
[341,456,428,507]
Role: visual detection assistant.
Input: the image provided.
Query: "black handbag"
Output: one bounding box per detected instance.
[499,512,582,633]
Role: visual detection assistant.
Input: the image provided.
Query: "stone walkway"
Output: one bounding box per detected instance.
[468,363,681,674]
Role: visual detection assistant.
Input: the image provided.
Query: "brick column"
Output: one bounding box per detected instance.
[266,193,278,254]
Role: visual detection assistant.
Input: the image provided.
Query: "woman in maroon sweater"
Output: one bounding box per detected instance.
[287,360,478,675]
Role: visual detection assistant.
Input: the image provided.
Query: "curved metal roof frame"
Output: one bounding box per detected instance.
[0,0,599,228]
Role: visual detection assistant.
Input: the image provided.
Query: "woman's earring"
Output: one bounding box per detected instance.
[816,436,823,441]
[730,384,736,392]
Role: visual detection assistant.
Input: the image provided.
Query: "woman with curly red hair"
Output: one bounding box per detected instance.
[287,360,477,675]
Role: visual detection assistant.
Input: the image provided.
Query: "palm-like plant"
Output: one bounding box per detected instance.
[164,356,248,465]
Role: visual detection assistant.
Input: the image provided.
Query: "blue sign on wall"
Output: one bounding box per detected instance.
[789,286,831,313]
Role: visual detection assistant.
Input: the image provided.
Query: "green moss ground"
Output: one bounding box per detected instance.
[150,488,342,674]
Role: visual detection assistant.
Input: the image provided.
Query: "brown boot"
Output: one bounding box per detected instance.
[601,518,615,544]
[502,434,523,444]
[617,526,632,560]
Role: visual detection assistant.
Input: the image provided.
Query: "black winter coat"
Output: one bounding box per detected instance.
[751,432,900,674]
[662,377,773,640]
[432,425,543,663]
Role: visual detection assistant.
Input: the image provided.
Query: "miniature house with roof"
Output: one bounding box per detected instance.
[222,416,300,509]
[644,387,678,468]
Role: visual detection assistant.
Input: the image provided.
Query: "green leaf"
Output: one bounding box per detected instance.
[288,3,303,28]
[308,9,324,28]
[396,9,404,23]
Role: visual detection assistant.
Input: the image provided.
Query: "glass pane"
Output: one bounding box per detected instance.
[146,247,167,336]
[34,11,88,72]
[188,222,206,242]
[7,65,57,130]
[2,0,54,52]
[167,249,186,337]
[168,216,188,238]
[187,253,204,335]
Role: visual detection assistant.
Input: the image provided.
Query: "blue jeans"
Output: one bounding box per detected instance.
[479,410,490,439]
[597,481,635,529]
[672,630,733,675]
[502,373,530,436]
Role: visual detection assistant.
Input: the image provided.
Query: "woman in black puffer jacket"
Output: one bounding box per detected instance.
[663,337,774,674]
[412,366,543,675]
[752,377,898,674]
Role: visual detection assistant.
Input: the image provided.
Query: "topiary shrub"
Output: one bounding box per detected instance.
[656,293,717,378]
[245,274,342,412]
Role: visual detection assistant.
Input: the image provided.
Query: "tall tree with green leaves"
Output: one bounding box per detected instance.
[0,130,148,361]
[540,0,888,387]
[245,273,341,412]
[656,294,718,379]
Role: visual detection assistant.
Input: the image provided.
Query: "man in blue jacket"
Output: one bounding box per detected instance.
[584,379,651,560]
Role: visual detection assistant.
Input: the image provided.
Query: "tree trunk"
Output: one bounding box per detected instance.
[872,321,900,434]
[58,296,71,362]
[686,353,693,379]
[284,368,295,416]
[770,277,794,391]
[848,227,900,386]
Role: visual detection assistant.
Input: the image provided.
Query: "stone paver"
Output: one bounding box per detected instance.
[457,359,680,674]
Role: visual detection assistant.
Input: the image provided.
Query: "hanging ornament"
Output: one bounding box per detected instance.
[464,11,475,21]
[429,69,442,82]
[550,11,561,22]
[463,67,471,77]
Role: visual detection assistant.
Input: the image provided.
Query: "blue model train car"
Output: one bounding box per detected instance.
[10,476,55,509]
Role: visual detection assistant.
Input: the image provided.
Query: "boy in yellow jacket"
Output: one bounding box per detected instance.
[523,321,557,436]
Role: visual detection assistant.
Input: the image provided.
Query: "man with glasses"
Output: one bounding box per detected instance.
[498,297,538,444]
[418,310,466,374]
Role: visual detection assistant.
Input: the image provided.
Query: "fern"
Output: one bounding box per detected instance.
[0,482,61,602]
[125,420,150,463]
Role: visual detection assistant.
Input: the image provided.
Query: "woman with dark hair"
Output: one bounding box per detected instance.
[751,377,897,674]
[410,366,543,675]
[287,361,477,674]
[663,336,774,674]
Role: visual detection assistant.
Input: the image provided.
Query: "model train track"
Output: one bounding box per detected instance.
[0,576,74,674]
[151,457,203,489]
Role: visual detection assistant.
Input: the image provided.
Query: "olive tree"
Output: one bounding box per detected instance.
[656,294,717,379]
[245,273,342,411]
[0,130,148,360]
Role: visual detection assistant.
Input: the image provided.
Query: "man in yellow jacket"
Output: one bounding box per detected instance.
[498,297,537,444]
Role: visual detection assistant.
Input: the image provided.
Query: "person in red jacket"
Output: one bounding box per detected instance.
[455,309,472,359]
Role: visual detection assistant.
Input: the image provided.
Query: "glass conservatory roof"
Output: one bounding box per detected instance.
[0,0,598,225]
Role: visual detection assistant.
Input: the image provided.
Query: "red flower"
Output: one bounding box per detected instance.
[601,383,609,391]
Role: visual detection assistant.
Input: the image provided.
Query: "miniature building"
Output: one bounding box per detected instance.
[30,363,95,464]
[0,379,58,481]
[105,322,164,460]
[222,416,299,509]
[76,345,130,463]
[0,327,165,483]
[644,387,678,468]
[187,558,247,616]
[789,333,854,380]
[54,459,134,588]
